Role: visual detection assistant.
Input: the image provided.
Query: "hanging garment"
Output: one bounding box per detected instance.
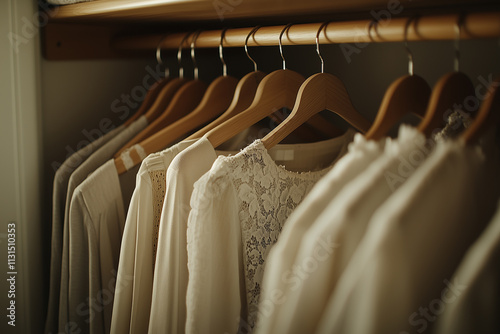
[254,133,385,334]
[110,139,197,334]
[68,159,139,334]
[59,116,147,334]
[185,129,356,334]
[258,126,433,334]
[315,138,500,334]
[435,201,500,334]
[148,126,308,334]
[45,125,124,334]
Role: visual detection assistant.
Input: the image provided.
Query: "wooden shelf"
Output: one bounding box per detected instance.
[48,0,500,24]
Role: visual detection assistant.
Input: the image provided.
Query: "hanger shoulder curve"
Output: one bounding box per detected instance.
[262,72,371,149]
[143,77,187,123]
[123,77,171,127]
[187,70,266,140]
[113,79,204,158]
[205,69,305,148]
[140,75,239,154]
[462,76,500,144]
[365,74,431,141]
[418,72,474,136]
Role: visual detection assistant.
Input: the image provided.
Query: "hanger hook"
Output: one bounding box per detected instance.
[316,22,329,73]
[219,28,228,76]
[245,26,261,72]
[156,34,170,77]
[454,14,464,72]
[190,30,202,80]
[368,19,378,43]
[404,16,418,76]
[177,32,191,79]
[279,23,293,70]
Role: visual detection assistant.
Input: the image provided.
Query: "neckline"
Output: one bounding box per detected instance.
[238,128,356,179]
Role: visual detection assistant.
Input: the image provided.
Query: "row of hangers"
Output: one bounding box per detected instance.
[114,16,500,175]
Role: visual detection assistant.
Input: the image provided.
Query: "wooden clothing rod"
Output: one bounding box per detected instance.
[112,12,500,51]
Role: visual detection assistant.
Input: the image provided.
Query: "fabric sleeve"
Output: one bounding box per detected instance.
[185,170,246,334]
[109,172,149,334]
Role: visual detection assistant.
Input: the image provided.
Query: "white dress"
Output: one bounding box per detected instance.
[315,139,500,334]
[186,130,355,334]
[258,126,432,334]
[435,201,500,334]
[45,125,123,334]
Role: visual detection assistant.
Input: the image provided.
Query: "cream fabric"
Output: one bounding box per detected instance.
[147,137,246,334]
[186,130,355,334]
[110,139,196,334]
[259,126,431,334]
[45,126,123,334]
[68,160,139,334]
[254,133,384,334]
[435,202,500,334]
[59,117,146,334]
[316,140,500,334]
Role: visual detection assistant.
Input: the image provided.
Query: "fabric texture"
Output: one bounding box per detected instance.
[258,126,431,334]
[45,126,122,334]
[110,139,196,334]
[58,117,146,334]
[68,160,139,334]
[254,133,385,334]
[316,139,500,334]
[147,134,260,334]
[434,202,500,334]
[185,130,355,334]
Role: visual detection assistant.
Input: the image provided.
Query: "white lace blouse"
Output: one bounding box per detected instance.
[185,130,355,334]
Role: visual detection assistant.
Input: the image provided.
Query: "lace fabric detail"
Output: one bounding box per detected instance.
[148,169,166,271]
[201,140,331,329]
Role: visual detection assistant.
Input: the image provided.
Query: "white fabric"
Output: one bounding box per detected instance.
[435,202,500,334]
[316,139,500,334]
[110,139,196,334]
[59,117,146,334]
[258,126,431,334]
[45,126,122,334]
[186,130,355,334]
[254,133,384,334]
[147,137,246,334]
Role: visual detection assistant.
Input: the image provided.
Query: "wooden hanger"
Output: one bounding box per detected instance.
[122,77,171,127]
[262,22,371,149]
[417,72,474,137]
[417,17,475,137]
[115,29,239,174]
[114,32,196,157]
[205,24,306,148]
[123,35,174,127]
[364,18,431,140]
[187,27,267,140]
[461,75,500,144]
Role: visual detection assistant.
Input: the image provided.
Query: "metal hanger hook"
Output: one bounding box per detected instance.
[177,32,192,79]
[219,28,228,76]
[156,34,170,77]
[245,26,261,72]
[368,19,378,43]
[316,22,329,73]
[190,30,202,80]
[404,16,418,76]
[454,14,464,72]
[279,23,293,70]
